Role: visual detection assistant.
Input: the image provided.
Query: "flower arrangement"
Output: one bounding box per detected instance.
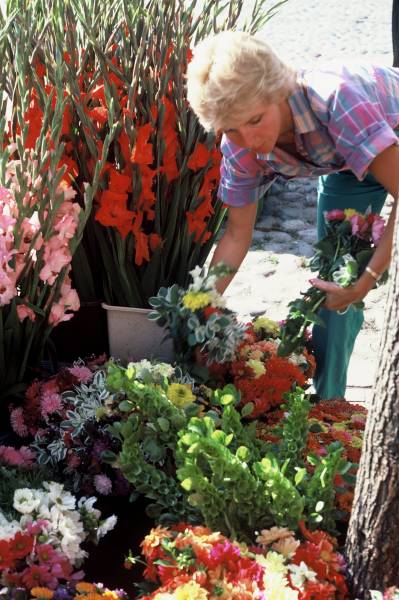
[202,314,315,418]
[8,358,132,498]
[278,208,386,356]
[0,581,127,600]
[148,264,248,370]
[137,522,348,599]
[0,481,117,590]
[216,317,316,418]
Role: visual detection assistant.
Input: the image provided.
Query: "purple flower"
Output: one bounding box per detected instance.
[94,473,113,495]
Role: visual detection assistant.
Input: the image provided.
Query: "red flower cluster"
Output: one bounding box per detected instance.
[0,529,76,590]
[231,339,310,418]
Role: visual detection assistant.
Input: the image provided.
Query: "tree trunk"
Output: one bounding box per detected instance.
[393,0,399,67]
[345,206,399,597]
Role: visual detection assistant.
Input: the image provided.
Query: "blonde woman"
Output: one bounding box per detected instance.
[187,30,399,400]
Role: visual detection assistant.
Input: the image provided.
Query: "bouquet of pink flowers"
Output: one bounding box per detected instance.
[278,208,386,357]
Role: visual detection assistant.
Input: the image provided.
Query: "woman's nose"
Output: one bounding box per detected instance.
[227,129,251,149]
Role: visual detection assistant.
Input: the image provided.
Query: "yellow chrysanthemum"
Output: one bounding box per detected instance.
[175,581,208,600]
[30,588,54,599]
[253,316,280,337]
[167,383,195,408]
[182,291,211,311]
[102,592,119,600]
[344,208,357,219]
[247,359,266,378]
[75,583,96,594]
[85,593,105,600]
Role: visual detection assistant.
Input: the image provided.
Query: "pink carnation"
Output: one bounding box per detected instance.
[68,365,93,384]
[326,209,345,221]
[10,406,29,437]
[94,473,113,495]
[41,392,63,420]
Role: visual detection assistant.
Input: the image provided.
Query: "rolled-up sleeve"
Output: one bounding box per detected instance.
[218,137,275,207]
[326,83,399,180]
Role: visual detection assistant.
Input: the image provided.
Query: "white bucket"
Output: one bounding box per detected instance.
[102,303,174,363]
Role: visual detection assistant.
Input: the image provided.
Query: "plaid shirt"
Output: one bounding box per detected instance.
[219,63,399,207]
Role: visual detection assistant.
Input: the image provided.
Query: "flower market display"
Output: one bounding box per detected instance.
[1,0,397,598]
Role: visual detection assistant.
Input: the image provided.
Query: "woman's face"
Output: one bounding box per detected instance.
[223,99,291,154]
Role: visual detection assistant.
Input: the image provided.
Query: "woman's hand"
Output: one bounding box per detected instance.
[309,278,362,312]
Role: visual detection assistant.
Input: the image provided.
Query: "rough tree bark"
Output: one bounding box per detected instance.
[393,0,399,66]
[345,204,399,597]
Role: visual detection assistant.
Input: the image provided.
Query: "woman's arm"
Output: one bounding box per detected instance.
[210,202,258,293]
[311,143,399,311]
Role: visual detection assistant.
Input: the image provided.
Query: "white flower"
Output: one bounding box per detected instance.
[263,571,299,600]
[13,488,41,514]
[43,481,76,511]
[78,496,98,512]
[96,514,117,539]
[288,561,317,590]
[0,511,21,540]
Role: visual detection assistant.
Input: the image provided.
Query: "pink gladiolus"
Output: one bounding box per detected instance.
[17,304,36,322]
[371,216,385,245]
[326,209,345,221]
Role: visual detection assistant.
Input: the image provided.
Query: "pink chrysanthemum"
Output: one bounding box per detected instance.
[94,473,113,496]
[40,392,63,420]
[68,365,93,384]
[10,406,29,437]
[0,445,36,468]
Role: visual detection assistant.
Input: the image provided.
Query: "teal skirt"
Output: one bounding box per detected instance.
[312,170,387,399]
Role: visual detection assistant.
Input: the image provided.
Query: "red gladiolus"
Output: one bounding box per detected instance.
[131,123,154,165]
[88,106,108,125]
[149,233,162,251]
[108,168,131,193]
[95,190,133,239]
[133,229,150,265]
[187,142,211,170]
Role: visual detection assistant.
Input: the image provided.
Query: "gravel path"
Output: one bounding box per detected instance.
[217,0,396,404]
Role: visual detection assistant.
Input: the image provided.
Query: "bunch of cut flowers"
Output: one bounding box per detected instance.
[207,314,316,418]
[278,208,386,356]
[0,581,127,600]
[8,357,132,498]
[148,263,248,371]
[136,521,348,599]
[0,481,117,591]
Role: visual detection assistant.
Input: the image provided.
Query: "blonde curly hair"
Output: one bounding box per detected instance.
[187,30,297,132]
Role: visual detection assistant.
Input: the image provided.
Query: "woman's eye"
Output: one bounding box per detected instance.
[249,116,262,125]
